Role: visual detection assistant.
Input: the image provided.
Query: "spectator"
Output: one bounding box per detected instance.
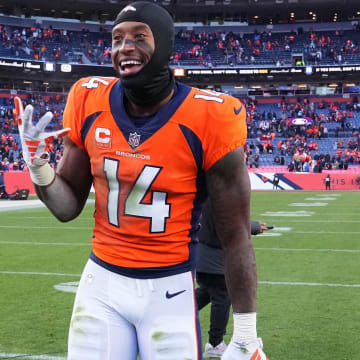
[325,174,331,190]
[0,170,9,198]
[273,173,280,190]
[196,199,272,358]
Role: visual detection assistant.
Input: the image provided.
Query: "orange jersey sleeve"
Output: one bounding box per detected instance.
[173,87,247,171]
[63,77,119,149]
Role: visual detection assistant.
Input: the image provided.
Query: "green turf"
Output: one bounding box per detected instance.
[0,191,359,359]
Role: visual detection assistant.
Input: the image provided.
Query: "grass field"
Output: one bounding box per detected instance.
[0,191,359,360]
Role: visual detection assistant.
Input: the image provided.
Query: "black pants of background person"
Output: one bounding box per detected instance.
[195,272,231,347]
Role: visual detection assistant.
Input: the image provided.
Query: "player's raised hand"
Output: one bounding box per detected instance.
[14,97,70,168]
[221,338,268,360]
[14,97,70,185]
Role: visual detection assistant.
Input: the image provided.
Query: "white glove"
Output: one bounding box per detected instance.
[14,97,70,186]
[221,338,268,360]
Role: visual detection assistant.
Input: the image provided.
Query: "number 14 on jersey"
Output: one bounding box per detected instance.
[103,158,171,233]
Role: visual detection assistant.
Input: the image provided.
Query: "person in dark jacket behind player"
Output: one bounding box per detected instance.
[196,199,273,358]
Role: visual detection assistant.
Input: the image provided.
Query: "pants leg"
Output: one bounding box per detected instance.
[207,275,231,346]
[68,260,201,360]
[136,271,202,360]
[67,260,138,360]
[195,272,231,347]
[195,272,211,311]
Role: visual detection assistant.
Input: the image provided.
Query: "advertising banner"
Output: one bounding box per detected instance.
[2,171,360,196]
[249,172,360,191]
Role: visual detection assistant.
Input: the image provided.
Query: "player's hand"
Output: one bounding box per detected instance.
[221,338,268,360]
[14,97,70,169]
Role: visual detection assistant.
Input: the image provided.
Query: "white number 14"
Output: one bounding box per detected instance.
[103,158,170,233]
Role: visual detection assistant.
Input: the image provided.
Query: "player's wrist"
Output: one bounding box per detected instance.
[29,162,55,186]
[232,312,257,345]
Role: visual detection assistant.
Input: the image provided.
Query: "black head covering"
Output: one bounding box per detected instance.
[114,1,175,105]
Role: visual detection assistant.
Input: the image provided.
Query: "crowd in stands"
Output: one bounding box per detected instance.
[243,96,360,171]
[2,21,360,67]
[1,17,360,172]
[0,23,110,64]
[0,91,359,173]
[170,24,360,67]
[1,24,77,62]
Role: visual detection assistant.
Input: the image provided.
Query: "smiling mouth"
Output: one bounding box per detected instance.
[119,59,143,76]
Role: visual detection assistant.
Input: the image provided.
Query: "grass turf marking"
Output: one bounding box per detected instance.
[0,241,90,246]
[0,225,91,229]
[2,271,360,288]
[289,202,328,206]
[0,353,66,360]
[254,247,360,253]
[0,271,81,276]
[259,281,360,288]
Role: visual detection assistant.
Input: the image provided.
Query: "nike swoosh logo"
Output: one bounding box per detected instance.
[234,104,243,115]
[166,290,186,299]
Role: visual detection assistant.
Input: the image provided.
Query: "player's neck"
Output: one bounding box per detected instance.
[125,89,174,118]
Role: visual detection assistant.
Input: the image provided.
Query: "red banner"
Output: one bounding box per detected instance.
[284,172,360,190]
[3,171,35,195]
[3,170,360,195]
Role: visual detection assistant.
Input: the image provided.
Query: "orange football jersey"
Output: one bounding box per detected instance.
[63,77,247,278]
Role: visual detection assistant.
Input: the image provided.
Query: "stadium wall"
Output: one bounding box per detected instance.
[3,170,360,195]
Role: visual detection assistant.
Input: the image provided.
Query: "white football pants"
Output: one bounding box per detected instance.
[67,259,202,360]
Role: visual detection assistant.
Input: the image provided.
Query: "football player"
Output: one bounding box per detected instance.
[15,1,268,359]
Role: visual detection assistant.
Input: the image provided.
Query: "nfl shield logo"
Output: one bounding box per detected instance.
[128,132,141,149]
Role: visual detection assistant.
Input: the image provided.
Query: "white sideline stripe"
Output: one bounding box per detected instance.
[4,242,359,252]
[0,271,81,276]
[0,200,46,211]
[255,232,282,237]
[267,227,292,231]
[2,271,360,288]
[261,211,315,216]
[0,241,90,246]
[24,217,92,220]
[0,198,95,212]
[255,247,360,253]
[262,212,360,216]
[317,193,342,196]
[0,353,65,360]
[291,231,360,234]
[289,202,328,206]
[305,197,337,200]
[0,225,90,229]
[274,220,360,223]
[2,233,360,246]
[259,281,360,288]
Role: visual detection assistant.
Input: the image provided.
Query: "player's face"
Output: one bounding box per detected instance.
[112,21,155,77]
